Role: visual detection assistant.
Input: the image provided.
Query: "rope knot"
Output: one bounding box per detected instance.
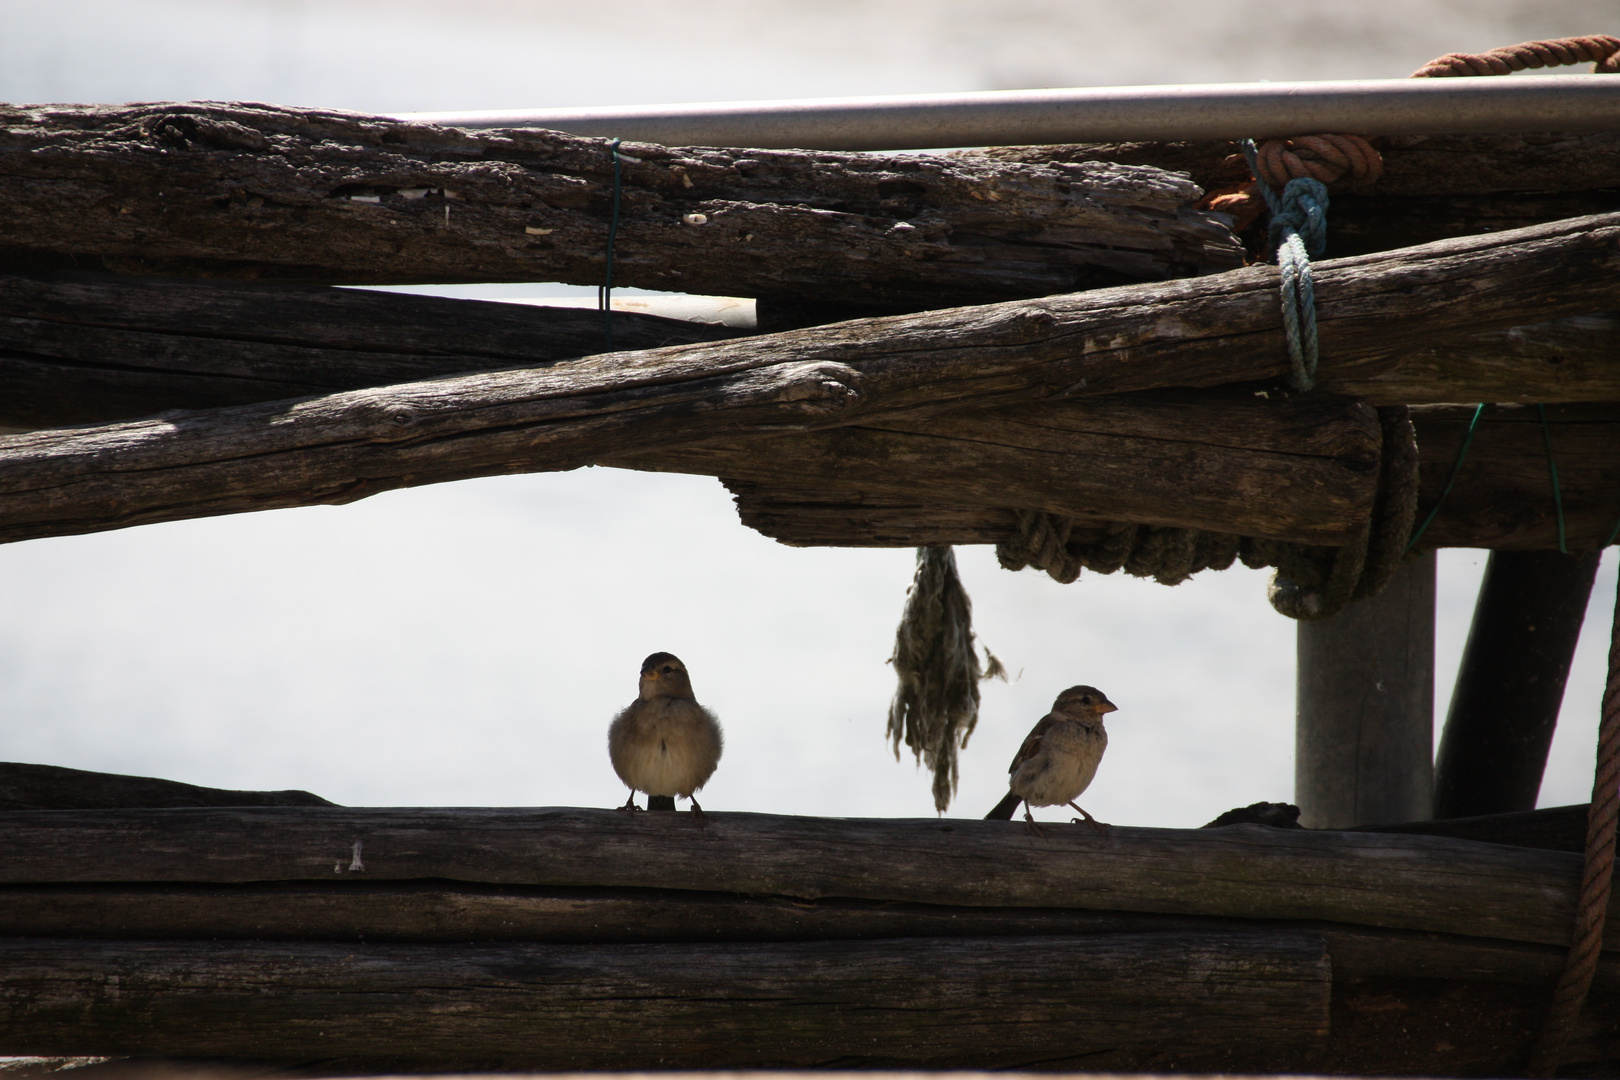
[1269,177,1330,257]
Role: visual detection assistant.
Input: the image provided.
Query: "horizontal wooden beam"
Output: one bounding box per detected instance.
[0,102,1240,305]
[0,270,738,429]
[699,402,1620,552]
[0,933,1328,1070]
[2,273,1616,435]
[0,215,1614,545]
[0,807,1611,951]
[975,130,1620,199]
[615,390,1382,545]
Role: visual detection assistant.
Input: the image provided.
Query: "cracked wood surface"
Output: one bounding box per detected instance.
[0,102,1241,305]
[0,933,1330,1070]
[709,402,1620,552]
[0,214,1614,545]
[0,807,1613,951]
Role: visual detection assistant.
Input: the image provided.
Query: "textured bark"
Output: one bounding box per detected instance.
[0,934,1329,1071]
[0,807,1613,950]
[0,762,333,811]
[1317,312,1620,405]
[0,214,1615,546]
[2,272,1614,435]
[0,270,740,429]
[972,130,1620,198]
[0,102,1241,305]
[714,402,1620,552]
[615,390,1382,545]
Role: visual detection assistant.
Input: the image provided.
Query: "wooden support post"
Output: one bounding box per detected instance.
[1296,552,1437,828]
[1433,551,1603,819]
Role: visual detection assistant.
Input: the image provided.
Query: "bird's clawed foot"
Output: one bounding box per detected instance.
[687,797,704,816]
[1021,805,1048,838]
[617,794,643,812]
[1068,802,1109,835]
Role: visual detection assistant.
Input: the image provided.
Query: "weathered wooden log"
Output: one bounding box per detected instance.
[0,215,1615,545]
[973,131,1620,198]
[1317,312,1620,405]
[701,402,1620,553]
[0,933,1329,1070]
[0,102,1242,305]
[0,762,333,811]
[615,390,1382,545]
[0,808,1613,950]
[975,132,1620,257]
[2,272,1614,435]
[0,270,740,429]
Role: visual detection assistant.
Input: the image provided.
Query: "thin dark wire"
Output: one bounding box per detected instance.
[598,137,623,351]
[1605,512,1620,549]
[1407,403,1486,554]
[1539,404,1569,554]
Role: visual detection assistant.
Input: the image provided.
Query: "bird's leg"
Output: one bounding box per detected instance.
[1067,801,1109,835]
[1021,802,1047,838]
[617,793,643,812]
[687,797,704,816]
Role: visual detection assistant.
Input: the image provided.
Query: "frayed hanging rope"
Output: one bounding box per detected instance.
[887,545,1006,813]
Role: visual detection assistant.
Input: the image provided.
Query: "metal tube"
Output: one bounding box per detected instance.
[394,75,1620,150]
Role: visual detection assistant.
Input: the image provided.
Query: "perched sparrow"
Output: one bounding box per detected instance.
[608,652,723,814]
[984,685,1117,832]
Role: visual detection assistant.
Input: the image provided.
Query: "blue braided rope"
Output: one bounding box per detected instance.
[1539,404,1570,554]
[1241,140,1328,392]
[598,137,624,351]
[1407,403,1487,555]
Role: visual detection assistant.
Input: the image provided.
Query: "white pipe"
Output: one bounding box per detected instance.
[394,75,1620,150]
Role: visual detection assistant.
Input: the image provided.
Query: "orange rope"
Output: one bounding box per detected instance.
[1414,34,1620,78]
[1204,34,1620,234]
[1526,569,1620,1076]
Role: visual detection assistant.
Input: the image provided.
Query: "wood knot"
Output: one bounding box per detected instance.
[142,113,268,152]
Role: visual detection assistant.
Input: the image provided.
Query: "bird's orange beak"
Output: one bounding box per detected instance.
[1099,702,1118,714]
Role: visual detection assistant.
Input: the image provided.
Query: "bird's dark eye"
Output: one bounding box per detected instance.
[662,665,674,674]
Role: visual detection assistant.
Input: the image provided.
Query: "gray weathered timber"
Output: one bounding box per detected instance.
[0,762,333,811]
[0,214,1616,545]
[714,403,1620,552]
[0,808,1613,950]
[973,131,1620,199]
[1,882,1613,990]
[0,102,1241,305]
[1317,312,1620,405]
[614,391,1381,545]
[0,933,1328,1070]
[3,274,1615,436]
[1296,554,1435,829]
[0,271,739,428]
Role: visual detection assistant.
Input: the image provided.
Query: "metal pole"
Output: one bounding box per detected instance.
[1296,553,1437,829]
[394,75,1620,150]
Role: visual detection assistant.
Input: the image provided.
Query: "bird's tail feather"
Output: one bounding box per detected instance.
[647,795,677,812]
[985,791,1022,820]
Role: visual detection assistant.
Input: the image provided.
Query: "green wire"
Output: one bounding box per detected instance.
[1538,404,1568,555]
[1406,403,1486,555]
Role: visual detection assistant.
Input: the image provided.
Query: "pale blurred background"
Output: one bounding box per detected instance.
[0,0,1614,825]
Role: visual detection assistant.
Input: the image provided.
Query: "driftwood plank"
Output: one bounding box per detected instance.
[0,762,334,811]
[0,214,1615,545]
[0,933,1329,1070]
[0,271,738,428]
[700,402,1620,552]
[2,881,1615,991]
[0,274,1615,433]
[0,808,1612,951]
[1317,312,1620,405]
[0,102,1241,304]
[615,390,1382,544]
[974,131,1620,199]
